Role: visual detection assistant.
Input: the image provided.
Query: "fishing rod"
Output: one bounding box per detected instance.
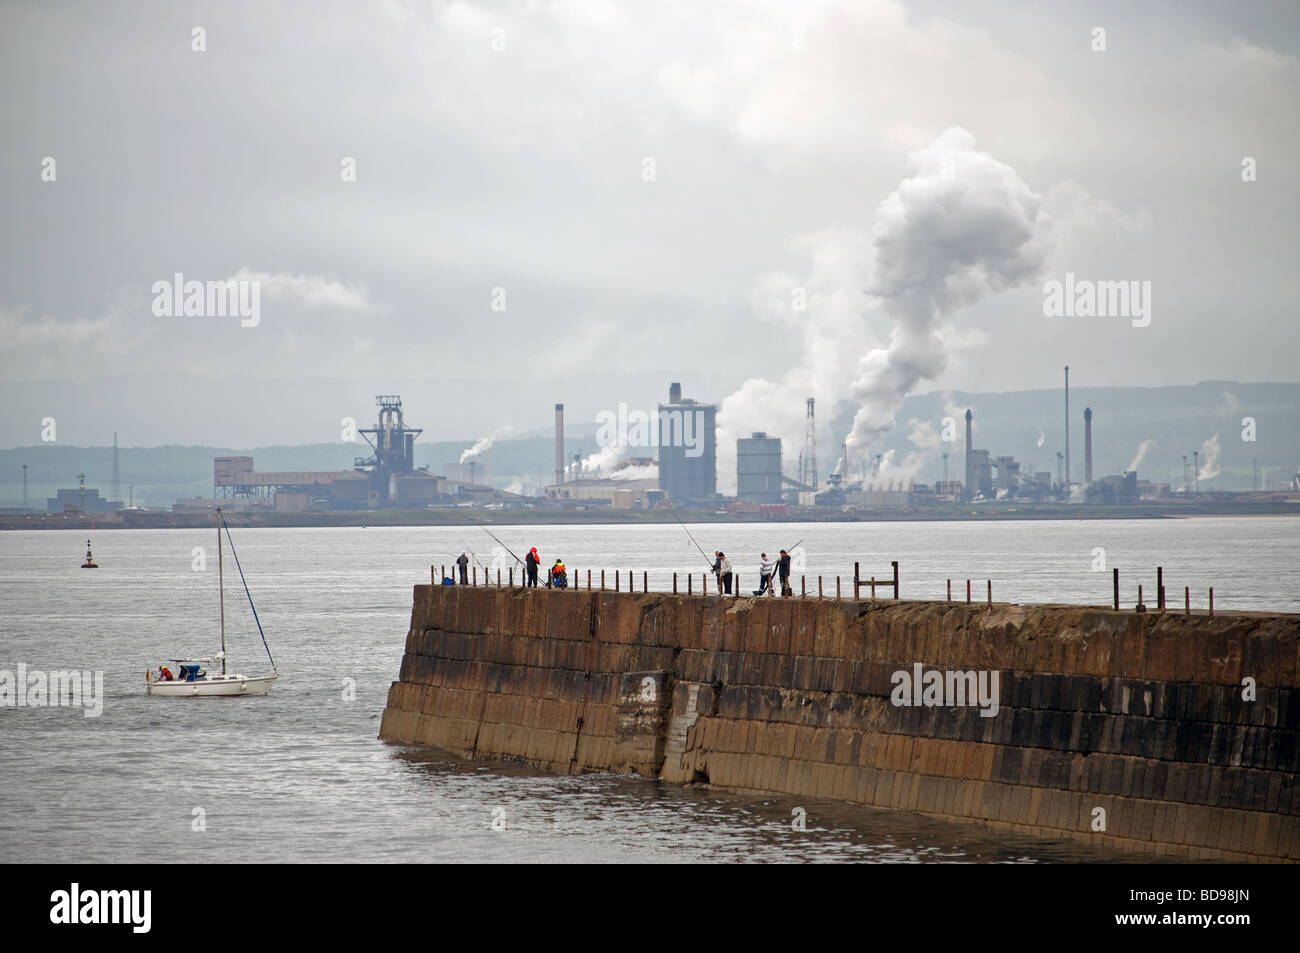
[467,517,525,567]
[669,506,716,570]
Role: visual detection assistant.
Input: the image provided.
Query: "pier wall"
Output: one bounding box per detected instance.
[379,585,1300,861]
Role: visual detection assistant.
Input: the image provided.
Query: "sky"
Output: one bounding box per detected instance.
[1,0,1297,475]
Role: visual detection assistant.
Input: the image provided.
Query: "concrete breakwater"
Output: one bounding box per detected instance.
[379,583,1299,861]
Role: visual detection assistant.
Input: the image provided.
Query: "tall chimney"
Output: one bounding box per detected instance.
[1083,407,1093,483]
[1064,366,1070,490]
[554,403,564,485]
[964,409,973,502]
[669,381,681,404]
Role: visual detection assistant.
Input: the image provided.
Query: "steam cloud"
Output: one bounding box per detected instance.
[1128,439,1155,473]
[460,425,512,464]
[715,129,1049,494]
[1197,390,1238,483]
[1198,434,1221,483]
[845,127,1049,460]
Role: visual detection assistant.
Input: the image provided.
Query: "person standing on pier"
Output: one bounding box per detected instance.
[525,547,540,587]
[712,551,722,594]
[456,552,469,585]
[777,549,792,596]
[718,552,733,595]
[756,553,774,595]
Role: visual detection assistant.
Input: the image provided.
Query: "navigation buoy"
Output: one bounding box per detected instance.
[81,539,98,569]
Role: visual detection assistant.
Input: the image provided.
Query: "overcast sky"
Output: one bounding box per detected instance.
[1,0,1296,454]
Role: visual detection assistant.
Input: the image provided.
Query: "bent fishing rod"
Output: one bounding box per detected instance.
[669,506,716,570]
[467,517,525,567]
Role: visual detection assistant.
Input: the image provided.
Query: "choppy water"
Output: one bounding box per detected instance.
[2,517,1295,863]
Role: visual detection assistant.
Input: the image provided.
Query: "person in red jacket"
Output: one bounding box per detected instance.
[525,547,540,587]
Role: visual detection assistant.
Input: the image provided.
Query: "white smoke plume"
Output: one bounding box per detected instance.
[715,129,1047,494]
[1198,434,1221,483]
[1128,439,1155,474]
[608,464,658,481]
[460,424,512,464]
[845,127,1049,463]
[1196,390,1238,483]
[577,443,658,481]
[1036,420,1046,449]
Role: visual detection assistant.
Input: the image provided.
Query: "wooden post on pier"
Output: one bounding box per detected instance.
[871,576,876,599]
[1209,588,1214,617]
[1113,568,1120,611]
[801,576,806,597]
[1157,567,1164,612]
[966,579,971,604]
[987,580,992,609]
[836,577,841,600]
[615,571,620,592]
[854,562,860,600]
[497,568,501,586]
[1137,584,1145,613]
[643,571,648,593]
[472,566,477,586]
[601,570,605,591]
[892,561,900,599]
[1185,586,1190,615]
[947,579,952,602]
[818,576,823,599]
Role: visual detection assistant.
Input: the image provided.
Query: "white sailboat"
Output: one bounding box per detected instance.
[146,507,278,697]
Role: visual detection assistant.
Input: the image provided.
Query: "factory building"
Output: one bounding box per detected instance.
[657,382,717,502]
[205,395,530,511]
[736,432,782,503]
[46,486,116,515]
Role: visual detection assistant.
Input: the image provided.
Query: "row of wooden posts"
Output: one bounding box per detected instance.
[437,561,1216,615]
[437,560,901,601]
[1113,566,1215,617]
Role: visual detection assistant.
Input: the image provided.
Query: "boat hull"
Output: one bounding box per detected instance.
[147,674,277,697]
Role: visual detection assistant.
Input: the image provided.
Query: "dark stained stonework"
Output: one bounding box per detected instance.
[381,584,1300,861]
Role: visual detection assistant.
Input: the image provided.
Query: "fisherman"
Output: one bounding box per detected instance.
[756,553,774,596]
[552,558,567,589]
[777,549,792,596]
[712,551,722,594]
[456,552,470,584]
[718,552,733,595]
[525,547,540,587]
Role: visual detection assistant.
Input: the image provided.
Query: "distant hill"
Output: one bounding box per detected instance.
[3,381,1296,508]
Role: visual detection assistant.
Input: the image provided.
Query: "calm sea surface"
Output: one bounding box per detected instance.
[2,517,1296,863]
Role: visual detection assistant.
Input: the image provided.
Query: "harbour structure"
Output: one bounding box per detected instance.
[656,382,717,503]
[382,576,1300,863]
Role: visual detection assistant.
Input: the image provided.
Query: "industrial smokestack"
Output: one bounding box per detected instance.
[554,403,564,485]
[1064,366,1070,490]
[1083,407,1093,484]
[964,409,973,502]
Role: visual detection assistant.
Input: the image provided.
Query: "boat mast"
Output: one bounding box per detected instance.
[217,507,226,675]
